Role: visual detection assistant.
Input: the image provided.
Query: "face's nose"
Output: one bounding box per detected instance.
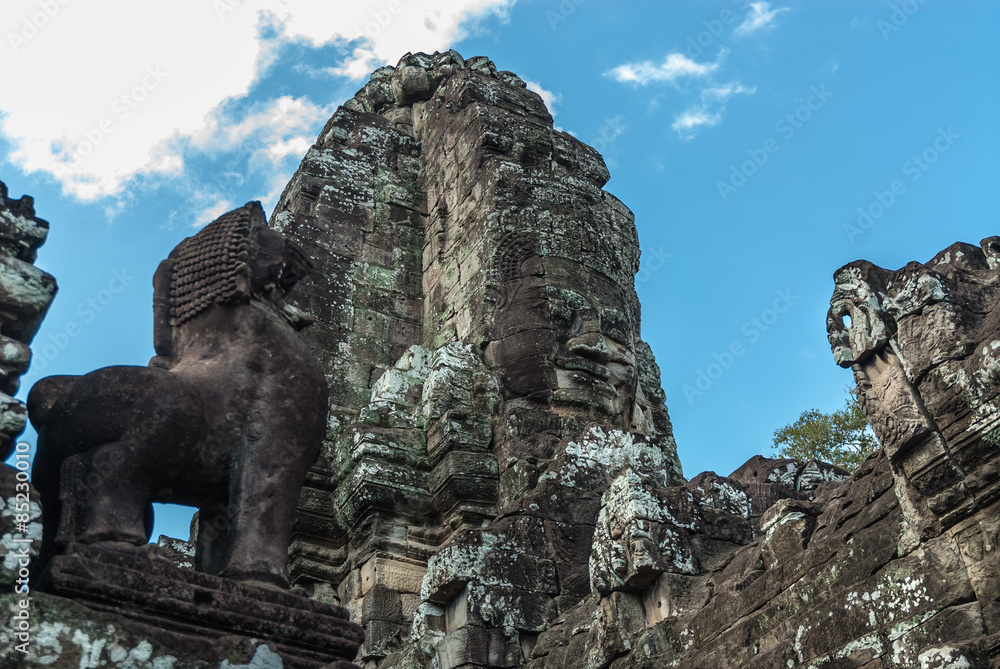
[568,332,612,364]
[567,309,612,363]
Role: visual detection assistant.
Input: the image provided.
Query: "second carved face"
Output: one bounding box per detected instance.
[485,255,638,421]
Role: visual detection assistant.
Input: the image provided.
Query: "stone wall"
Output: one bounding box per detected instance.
[0,180,55,665]
[270,83,428,585]
[515,241,1000,668]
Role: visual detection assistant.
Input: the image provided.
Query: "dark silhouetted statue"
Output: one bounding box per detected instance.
[28,201,328,589]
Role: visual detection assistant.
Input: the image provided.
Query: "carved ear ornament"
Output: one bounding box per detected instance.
[489,230,542,285]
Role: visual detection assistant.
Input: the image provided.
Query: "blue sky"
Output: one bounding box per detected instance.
[2,0,998,541]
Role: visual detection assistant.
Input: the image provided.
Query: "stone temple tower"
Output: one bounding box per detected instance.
[269,51,683,666]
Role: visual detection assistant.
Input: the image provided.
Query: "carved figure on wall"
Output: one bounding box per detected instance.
[826,262,895,368]
[28,201,328,589]
[827,264,932,455]
[826,238,1000,543]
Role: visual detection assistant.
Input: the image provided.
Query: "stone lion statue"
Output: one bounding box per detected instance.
[28,201,328,589]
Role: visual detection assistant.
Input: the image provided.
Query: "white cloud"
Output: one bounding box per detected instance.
[671,110,721,136]
[608,47,753,140]
[524,80,561,117]
[672,81,755,140]
[0,0,514,202]
[280,0,516,79]
[735,2,791,37]
[188,97,326,152]
[186,96,330,172]
[607,50,726,86]
[701,82,756,102]
[194,196,238,229]
[265,136,314,163]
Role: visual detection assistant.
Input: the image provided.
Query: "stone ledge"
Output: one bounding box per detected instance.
[38,544,363,669]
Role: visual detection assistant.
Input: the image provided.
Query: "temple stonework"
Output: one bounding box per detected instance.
[1,53,999,668]
[267,52,684,668]
[0,178,54,601]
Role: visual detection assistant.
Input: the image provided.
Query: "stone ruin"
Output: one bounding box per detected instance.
[1,51,999,668]
[0,181,55,459]
[0,178,54,596]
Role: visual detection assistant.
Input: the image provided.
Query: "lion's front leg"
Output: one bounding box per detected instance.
[216,411,294,590]
[216,389,325,590]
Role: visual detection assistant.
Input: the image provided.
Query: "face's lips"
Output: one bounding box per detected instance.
[556,356,611,381]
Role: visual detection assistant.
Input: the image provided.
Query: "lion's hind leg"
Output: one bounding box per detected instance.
[66,440,155,547]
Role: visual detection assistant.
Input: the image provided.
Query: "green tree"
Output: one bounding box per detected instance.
[772,389,879,471]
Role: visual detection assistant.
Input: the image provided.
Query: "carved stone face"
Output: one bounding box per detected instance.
[485,255,637,420]
[827,266,893,368]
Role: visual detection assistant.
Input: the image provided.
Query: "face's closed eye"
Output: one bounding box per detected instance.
[600,309,633,348]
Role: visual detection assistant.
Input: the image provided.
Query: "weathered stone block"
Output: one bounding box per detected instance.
[360,553,427,596]
[26,544,362,668]
[0,181,49,263]
[429,452,499,500]
[360,619,403,660]
[361,584,403,624]
[0,255,55,342]
[0,462,41,590]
